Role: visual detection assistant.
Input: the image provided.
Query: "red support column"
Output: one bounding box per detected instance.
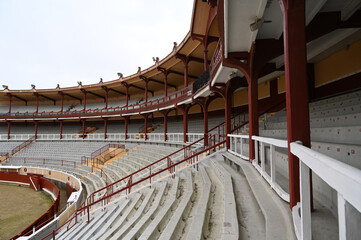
[204,48,209,71]
[175,55,190,87]
[104,118,108,139]
[196,97,211,146]
[160,110,170,141]
[122,82,130,106]
[142,114,148,140]
[183,59,189,87]
[104,88,109,109]
[225,92,231,149]
[164,74,168,97]
[82,120,85,139]
[59,120,63,140]
[7,121,11,140]
[8,94,12,113]
[248,78,259,161]
[60,93,64,113]
[34,121,38,140]
[177,104,190,143]
[82,90,87,111]
[280,0,310,208]
[123,116,129,140]
[35,94,39,113]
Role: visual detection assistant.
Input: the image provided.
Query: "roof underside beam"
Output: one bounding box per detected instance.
[149,78,177,89]
[108,88,126,96]
[38,94,56,105]
[87,90,106,102]
[12,95,28,105]
[63,93,82,103]
[129,84,154,95]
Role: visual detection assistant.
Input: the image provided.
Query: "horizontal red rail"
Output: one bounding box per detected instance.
[11,157,78,168]
[11,136,35,155]
[1,85,193,120]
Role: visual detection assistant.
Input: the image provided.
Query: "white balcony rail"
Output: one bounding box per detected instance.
[252,136,290,202]
[290,142,361,240]
[0,133,204,144]
[228,134,249,160]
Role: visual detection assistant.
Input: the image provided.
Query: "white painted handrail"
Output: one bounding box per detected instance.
[228,134,249,160]
[290,141,361,240]
[0,133,203,145]
[251,135,290,202]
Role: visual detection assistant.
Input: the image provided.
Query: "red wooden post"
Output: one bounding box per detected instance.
[34,121,38,140]
[248,78,259,161]
[123,116,128,140]
[7,121,10,140]
[35,94,39,113]
[280,0,310,208]
[143,114,148,140]
[82,90,87,111]
[60,92,64,112]
[8,94,12,113]
[82,120,85,139]
[104,118,108,140]
[59,120,63,140]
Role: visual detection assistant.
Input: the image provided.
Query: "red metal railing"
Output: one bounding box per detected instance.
[11,136,35,155]
[1,85,194,120]
[85,144,125,167]
[209,40,222,79]
[11,157,78,168]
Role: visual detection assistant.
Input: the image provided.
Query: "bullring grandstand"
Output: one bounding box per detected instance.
[1,0,361,239]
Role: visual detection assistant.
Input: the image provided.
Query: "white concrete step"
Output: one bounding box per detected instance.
[123,180,170,239]
[222,152,296,240]
[98,192,143,239]
[186,165,212,239]
[138,176,181,240]
[158,171,194,240]
[88,199,130,239]
[210,159,239,240]
[108,186,157,240]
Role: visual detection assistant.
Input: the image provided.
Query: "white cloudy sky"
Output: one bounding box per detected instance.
[0,0,194,90]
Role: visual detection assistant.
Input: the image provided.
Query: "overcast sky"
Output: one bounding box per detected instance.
[0,0,194,90]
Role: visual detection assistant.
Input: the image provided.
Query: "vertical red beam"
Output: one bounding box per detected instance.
[203,107,209,146]
[144,115,148,140]
[34,121,38,140]
[248,78,259,161]
[60,93,64,113]
[7,121,11,140]
[204,47,208,70]
[35,94,39,113]
[280,0,310,208]
[179,105,190,143]
[184,59,189,87]
[59,120,63,140]
[144,80,148,102]
[164,114,168,141]
[164,72,168,97]
[125,85,129,106]
[105,89,109,109]
[8,94,12,113]
[124,117,128,140]
[82,120,85,139]
[104,118,108,139]
[225,92,231,149]
[82,91,87,111]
